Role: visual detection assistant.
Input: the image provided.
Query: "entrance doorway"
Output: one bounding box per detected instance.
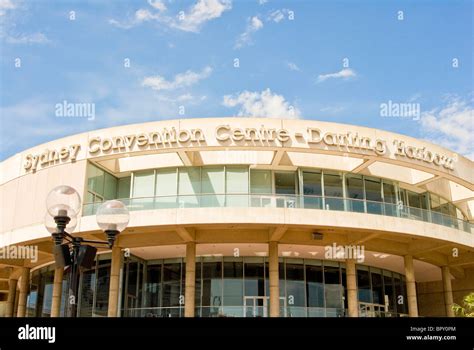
[244,296,287,317]
[244,296,268,317]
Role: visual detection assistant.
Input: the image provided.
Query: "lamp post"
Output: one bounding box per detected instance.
[45,186,129,317]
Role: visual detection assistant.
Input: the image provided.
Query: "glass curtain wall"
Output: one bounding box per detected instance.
[27,257,409,318]
[356,265,408,317]
[84,163,130,214]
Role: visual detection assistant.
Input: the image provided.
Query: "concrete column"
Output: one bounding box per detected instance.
[184,242,196,318]
[14,289,20,316]
[50,267,64,317]
[16,267,30,317]
[404,255,418,317]
[441,266,454,317]
[346,259,358,317]
[107,245,122,317]
[269,241,280,317]
[6,278,18,317]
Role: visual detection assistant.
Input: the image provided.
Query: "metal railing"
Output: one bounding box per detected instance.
[83,194,473,233]
[121,305,409,318]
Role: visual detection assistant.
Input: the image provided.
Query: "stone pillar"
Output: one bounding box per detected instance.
[16,267,30,317]
[6,278,18,317]
[50,267,64,317]
[404,255,418,317]
[269,241,280,317]
[107,245,122,317]
[184,242,196,317]
[441,266,454,317]
[346,259,358,317]
[14,289,20,316]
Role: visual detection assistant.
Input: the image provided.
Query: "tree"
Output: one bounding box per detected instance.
[452,292,474,317]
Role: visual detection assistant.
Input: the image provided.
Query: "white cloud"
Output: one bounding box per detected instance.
[287,62,301,72]
[258,0,268,4]
[234,15,263,49]
[222,88,301,119]
[0,0,15,16]
[142,66,212,91]
[420,96,474,160]
[172,0,232,32]
[148,0,167,12]
[316,68,356,83]
[268,9,285,23]
[5,32,50,44]
[110,0,232,33]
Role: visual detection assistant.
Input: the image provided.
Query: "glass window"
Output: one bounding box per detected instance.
[178,167,201,208]
[302,171,323,209]
[226,167,249,207]
[202,261,223,305]
[117,176,131,199]
[285,262,305,307]
[346,175,365,213]
[40,270,54,317]
[383,271,396,313]
[357,266,371,303]
[306,262,324,308]
[370,268,384,305]
[244,260,265,297]
[201,167,225,207]
[430,193,441,212]
[394,274,407,314]
[87,163,104,195]
[162,262,183,313]
[323,172,344,211]
[155,169,177,208]
[275,172,297,208]
[324,262,343,314]
[27,272,39,316]
[94,263,110,317]
[79,269,96,317]
[144,264,162,312]
[104,173,117,200]
[223,261,243,307]
[407,191,422,208]
[383,181,397,217]
[250,170,272,194]
[133,171,155,197]
[365,178,383,214]
[274,172,296,195]
[156,168,177,196]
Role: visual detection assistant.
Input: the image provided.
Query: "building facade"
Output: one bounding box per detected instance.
[0,118,473,318]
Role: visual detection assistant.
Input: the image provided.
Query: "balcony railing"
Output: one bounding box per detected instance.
[83,194,473,234]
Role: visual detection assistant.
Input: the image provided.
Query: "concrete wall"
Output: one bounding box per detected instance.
[417,267,474,317]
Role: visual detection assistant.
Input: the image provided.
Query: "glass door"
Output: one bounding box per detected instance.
[244,296,269,317]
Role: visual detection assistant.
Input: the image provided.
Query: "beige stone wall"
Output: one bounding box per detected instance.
[0,301,6,317]
[417,267,474,317]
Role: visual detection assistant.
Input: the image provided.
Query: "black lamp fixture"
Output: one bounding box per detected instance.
[44,185,129,317]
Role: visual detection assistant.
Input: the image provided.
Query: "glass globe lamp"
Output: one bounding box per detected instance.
[96,200,129,247]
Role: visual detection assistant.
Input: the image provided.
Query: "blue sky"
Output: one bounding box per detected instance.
[1,0,473,160]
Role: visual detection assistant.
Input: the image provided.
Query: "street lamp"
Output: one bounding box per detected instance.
[96,200,130,248]
[45,185,130,317]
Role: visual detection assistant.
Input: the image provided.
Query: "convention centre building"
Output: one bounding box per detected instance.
[0,118,472,318]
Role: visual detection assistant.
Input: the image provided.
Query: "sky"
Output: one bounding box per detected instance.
[0,0,473,160]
